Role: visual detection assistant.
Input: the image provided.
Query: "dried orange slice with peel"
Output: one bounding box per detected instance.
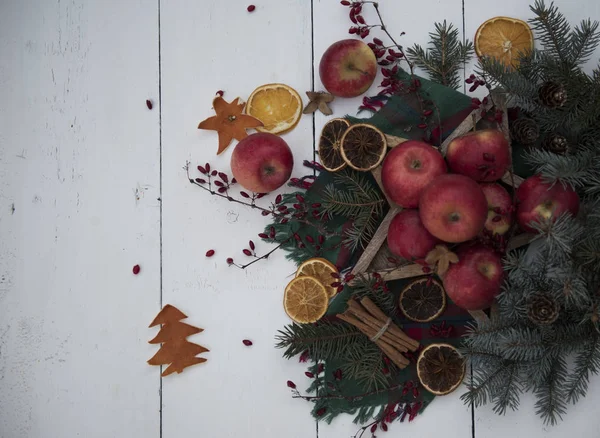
[340,123,387,171]
[318,118,350,172]
[284,276,329,324]
[417,343,466,395]
[296,257,339,298]
[246,83,303,135]
[474,16,534,67]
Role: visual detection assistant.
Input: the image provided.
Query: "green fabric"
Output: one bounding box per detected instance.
[347,70,474,144]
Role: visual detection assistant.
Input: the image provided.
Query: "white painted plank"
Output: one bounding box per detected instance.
[160,0,316,437]
[313,1,475,437]
[464,1,600,435]
[0,1,161,437]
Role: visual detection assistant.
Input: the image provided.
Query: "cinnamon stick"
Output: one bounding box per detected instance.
[337,313,409,368]
[359,297,420,351]
[337,313,401,352]
[346,302,410,352]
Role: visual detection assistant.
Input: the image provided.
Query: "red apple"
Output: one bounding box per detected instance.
[231,133,293,193]
[446,129,510,182]
[319,39,377,98]
[516,174,580,233]
[419,174,488,243]
[443,244,504,311]
[381,140,447,208]
[387,210,440,261]
[479,183,513,236]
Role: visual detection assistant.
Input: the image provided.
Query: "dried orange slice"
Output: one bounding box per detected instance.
[284,276,329,324]
[296,257,339,298]
[318,118,350,172]
[246,83,303,135]
[399,278,446,323]
[340,123,387,171]
[474,17,534,67]
[417,343,466,395]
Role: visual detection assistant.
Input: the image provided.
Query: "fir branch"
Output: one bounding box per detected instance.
[406,20,474,89]
[349,276,398,317]
[476,57,538,108]
[567,18,600,66]
[533,356,568,426]
[322,169,385,251]
[342,338,391,392]
[524,148,597,190]
[491,362,523,415]
[498,327,545,361]
[565,334,600,403]
[529,0,572,64]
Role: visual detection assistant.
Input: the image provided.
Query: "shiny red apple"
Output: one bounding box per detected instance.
[387,209,440,261]
[443,244,504,311]
[479,183,513,236]
[516,174,580,233]
[319,39,377,98]
[231,133,293,193]
[381,140,447,208]
[419,174,488,243]
[446,129,510,182]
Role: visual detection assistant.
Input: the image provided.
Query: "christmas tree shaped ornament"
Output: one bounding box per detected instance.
[538,81,567,108]
[510,117,540,146]
[148,304,209,376]
[542,133,568,155]
[527,293,559,325]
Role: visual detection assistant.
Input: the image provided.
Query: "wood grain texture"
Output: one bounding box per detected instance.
[159,1,316,437]
[0,1,160,437]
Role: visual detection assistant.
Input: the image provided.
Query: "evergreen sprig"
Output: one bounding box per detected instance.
[275,320,364,360]
[322,168,386,251]
[406,20,474,90]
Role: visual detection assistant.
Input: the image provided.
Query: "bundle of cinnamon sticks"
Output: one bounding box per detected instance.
[337,297,419,369]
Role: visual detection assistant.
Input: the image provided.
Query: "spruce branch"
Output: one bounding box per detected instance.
[406,20,474,89]
[342,338,392,391]
[275,321,364,360]
[322,169,385,251]
[533,356,568,426]
[565,334,600,404]
[529,0,572,64]
[568,18,600,66]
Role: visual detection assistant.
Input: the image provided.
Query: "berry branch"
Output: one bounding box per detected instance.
[341,1,443,145]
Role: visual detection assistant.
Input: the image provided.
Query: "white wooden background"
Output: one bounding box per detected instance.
[1,1,599,437]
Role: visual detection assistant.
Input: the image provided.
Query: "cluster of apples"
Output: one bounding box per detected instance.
[381,129,580,311]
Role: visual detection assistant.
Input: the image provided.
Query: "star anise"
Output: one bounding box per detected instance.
[303,91,334,116]
[425,245,459,276]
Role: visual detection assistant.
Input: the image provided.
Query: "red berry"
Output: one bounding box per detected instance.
[226,258,234,265]
[242,339,253,346]
[243,249,252,256]
[287,380,297,389]
[132,264,141,275]
[216,90,224,97]
[146,99,153,110]
[305,371,315,378]
[206,249,215,257]
[247,4,256,12]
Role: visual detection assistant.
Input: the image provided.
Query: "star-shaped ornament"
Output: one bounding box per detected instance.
[197,96,264,155]
[303,91,334,116]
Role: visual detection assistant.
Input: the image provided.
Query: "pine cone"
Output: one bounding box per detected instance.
[539,81,567,108]
[510,118,540,146]
[542,134,569,155]
[527,293,559,325]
